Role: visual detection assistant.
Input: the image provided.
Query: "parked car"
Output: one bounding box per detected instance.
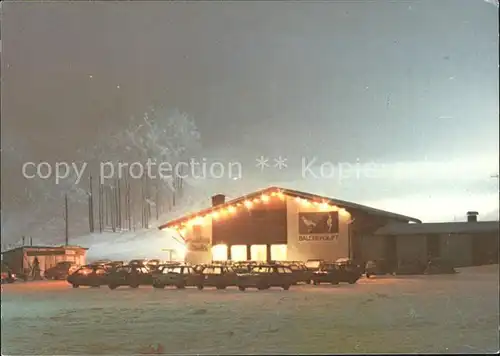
[146,259,162,271]
[44,261,79,280]
[311,259,362,285]
[395,259,426,275]
[287,263,313,284]
[107,265,153,289]
[365,259,394,278]
[335,258,363,282]
[193,263,208,274]
[423,258,457,275]
[231,262,254,274]
[67,265,109,288]
[152,265,204,289]
[305,259,325,272]
[152,263,182,279]
[89,259,112,267]
[98,261,124,272]
[237,265,294,291]
[129,259,149,267]
[1,262,16,284]
[199,265,238,289]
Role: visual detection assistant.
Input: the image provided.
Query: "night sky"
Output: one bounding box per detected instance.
[1,0,498,243]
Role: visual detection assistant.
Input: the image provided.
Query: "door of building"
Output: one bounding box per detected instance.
[426,234,440,259]
[384,235,397,272]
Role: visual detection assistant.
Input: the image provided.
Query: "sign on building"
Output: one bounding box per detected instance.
[298,212,339,242]
[187,225,211,252]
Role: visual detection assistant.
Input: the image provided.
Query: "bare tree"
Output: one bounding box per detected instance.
[2,107,201,243]
[81,107,201,231]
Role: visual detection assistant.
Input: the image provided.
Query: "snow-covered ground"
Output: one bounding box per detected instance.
[71,228,186,263]
[2,226,187,263]
[1,265,498,355]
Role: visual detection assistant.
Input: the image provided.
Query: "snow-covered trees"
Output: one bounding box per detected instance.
[2,107,202,244]
[1,137,89,247]
[81,107,202,233]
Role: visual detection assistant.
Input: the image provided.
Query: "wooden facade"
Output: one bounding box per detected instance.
[212,198,287,261]
[159,187,421,264]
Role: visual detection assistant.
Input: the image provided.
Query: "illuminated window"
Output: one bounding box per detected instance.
[230,245,247,261]
[250,245,267,261]
[211,244,228,261]
[270,244,287,261]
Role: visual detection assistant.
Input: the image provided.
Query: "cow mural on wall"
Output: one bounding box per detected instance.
[298,212,339,242]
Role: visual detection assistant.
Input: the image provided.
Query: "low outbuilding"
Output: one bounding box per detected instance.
[1,245,88,277]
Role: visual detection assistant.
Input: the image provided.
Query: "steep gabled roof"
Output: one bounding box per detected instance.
[158,186,421,230]
[374,221,499,236]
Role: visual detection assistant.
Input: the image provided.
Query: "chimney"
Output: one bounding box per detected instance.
[466,211,478,222]
[212,194,226,207]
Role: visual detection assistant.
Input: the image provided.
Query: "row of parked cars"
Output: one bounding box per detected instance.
[65,258,365,291]
[2,256,456,286]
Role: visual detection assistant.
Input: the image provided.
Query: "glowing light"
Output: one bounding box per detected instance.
[175,244,187,261]
[211,244,228,261]
[230,245,247,261]
[261,194,270,203]
[270,244,287,261]
[253,198,260,203]
[295,197,302,203]
[244,200,253,209]
[276,192,285,200]
[250,245,268,261]
[330,205,339,212]
[190,216,205,226]
[179,228,187,236]
[319,203,330,211]
[339,208,351,217]
[228,206,236,214]
[211,211,220,219]
[300,199,311,206]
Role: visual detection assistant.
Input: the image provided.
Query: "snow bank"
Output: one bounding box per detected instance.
[74,229,185,262]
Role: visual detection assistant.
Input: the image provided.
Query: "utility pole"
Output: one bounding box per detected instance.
[126,173,132,231]
[98,174,103,233]
[141,175,145,228]
[116,177,122,231]
[145,174,150,227]
[104,185,108,227]
[64,194,69,246]
[155,179,160,221]
[110,186,116,233]
[88,174,94,233]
